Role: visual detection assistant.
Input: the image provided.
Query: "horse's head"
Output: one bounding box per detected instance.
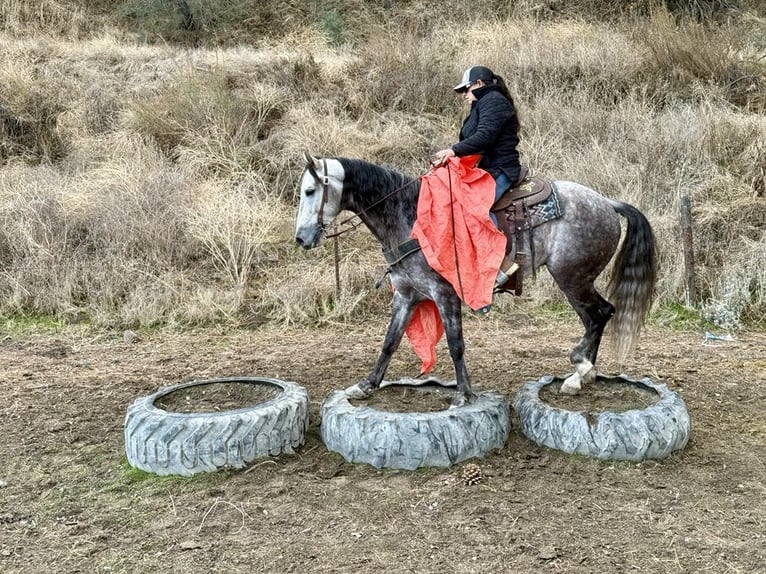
[295,152,344,249]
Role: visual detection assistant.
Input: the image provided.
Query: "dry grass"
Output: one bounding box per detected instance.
[186,175,286,289]
[1,0,90,37]
[0,4,764,329]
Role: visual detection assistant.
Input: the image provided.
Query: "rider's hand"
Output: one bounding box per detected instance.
[431,148,456,167]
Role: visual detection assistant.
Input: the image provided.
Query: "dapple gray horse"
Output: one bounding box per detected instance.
[295,153,656,407]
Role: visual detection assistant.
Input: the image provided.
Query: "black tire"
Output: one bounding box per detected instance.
[124,377,310,476]
[320,387,510,470]
[512,374,691,461]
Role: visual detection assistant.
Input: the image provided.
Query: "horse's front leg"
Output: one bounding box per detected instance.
[345,291,416,399]
[434,292,472,408]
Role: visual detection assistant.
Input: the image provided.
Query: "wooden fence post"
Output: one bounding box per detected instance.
[679,194,696,307]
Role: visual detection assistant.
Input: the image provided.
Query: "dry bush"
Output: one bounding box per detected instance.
[637,6,766,112]
[0,134,198,325]
[0,5,764,329]
[0,0,91,38]
[127,68,287,178]
[0,47,68,163]
[252,233,391,326]
[452,19,644,108]
[71,135,190,265]
[186,174,287,290]
[0,163,72,314]
[348,28,462,117]
[700,234,766,329]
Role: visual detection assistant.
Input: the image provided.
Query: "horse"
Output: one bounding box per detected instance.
[294,152,656,407]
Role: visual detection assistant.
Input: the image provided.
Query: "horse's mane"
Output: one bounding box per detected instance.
[336,158,420,221]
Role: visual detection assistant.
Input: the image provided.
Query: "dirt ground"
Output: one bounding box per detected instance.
[1,308,765,574]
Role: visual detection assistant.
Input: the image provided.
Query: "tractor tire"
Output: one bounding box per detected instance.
[320,386,510,470]
[124,377,310,476]
[512,374,690,461]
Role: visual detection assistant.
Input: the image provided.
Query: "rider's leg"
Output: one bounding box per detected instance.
[492,173,519,287]
[489,173,511,226]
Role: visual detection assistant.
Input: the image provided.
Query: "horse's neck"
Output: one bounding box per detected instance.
[357,208,414,250]
[339,160,418,250]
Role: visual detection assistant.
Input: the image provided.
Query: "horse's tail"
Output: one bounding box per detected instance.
[608,200,657,362]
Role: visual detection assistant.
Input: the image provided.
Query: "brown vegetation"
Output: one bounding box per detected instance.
[0,1,764,331]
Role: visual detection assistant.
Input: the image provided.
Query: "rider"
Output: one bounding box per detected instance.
[432,65,523,287]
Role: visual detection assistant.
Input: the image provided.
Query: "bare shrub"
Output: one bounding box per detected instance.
[252,234,390,326]
[1,0,90,37]
[446,19,644,109]
[703,237,766,328]
[0,164,72,313]
[0,134,197,324]
[0,7,764,328]
[0,54,68,163]
[637,6,765,111]
[350,29,460,117]
[72,135,190,263]
[186,175,286,290]
[128,68,286,177]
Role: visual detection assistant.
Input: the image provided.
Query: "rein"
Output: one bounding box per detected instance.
[445,163,467,303]
[307,158,342,298]
[326,175,424,239]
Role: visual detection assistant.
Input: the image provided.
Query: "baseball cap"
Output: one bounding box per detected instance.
[453,66,494,92]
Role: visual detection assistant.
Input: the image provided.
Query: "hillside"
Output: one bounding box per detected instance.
[1,0,764,331]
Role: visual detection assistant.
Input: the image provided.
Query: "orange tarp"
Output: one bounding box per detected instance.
[405,155,506,373]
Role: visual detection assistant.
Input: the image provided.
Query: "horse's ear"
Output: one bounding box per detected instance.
[303,150,320,170]
[303,150,321,180]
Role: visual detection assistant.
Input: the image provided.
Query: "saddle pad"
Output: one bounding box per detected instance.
[523,184,563,230]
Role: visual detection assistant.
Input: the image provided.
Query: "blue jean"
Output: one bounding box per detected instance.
[490,173,512,227]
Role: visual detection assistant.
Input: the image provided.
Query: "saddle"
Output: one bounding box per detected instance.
[490,166,555,296]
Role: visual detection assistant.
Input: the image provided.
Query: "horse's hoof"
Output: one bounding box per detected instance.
[449,392,473,409]
[560,374,582,395]
[344,383,373,399]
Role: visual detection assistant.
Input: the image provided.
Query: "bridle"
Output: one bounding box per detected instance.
[302,157,426,298]
[306,157,331,230]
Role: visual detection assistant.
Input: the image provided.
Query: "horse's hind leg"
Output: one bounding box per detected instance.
[345,291,416,399]
[558,285,615,395]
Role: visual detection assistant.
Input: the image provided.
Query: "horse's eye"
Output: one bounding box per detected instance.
[304,188,315,197]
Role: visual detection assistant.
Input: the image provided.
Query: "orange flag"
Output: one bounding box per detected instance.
[405,155,506,373]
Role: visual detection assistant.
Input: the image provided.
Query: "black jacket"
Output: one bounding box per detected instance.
[451,85,520,181]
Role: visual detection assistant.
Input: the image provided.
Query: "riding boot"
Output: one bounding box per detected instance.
[495,256,519,288]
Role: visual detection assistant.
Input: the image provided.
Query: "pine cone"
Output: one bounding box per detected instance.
[461,463,483,485]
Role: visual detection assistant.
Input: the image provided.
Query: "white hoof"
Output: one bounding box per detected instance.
[560,373,582,395]
[580,364,596,385]
[344,383,372,399]
[560,360,595,395]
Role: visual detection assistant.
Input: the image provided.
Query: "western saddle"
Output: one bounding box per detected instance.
[490,166,554,296]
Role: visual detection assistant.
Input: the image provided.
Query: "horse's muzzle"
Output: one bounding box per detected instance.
[294,225,323,249]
